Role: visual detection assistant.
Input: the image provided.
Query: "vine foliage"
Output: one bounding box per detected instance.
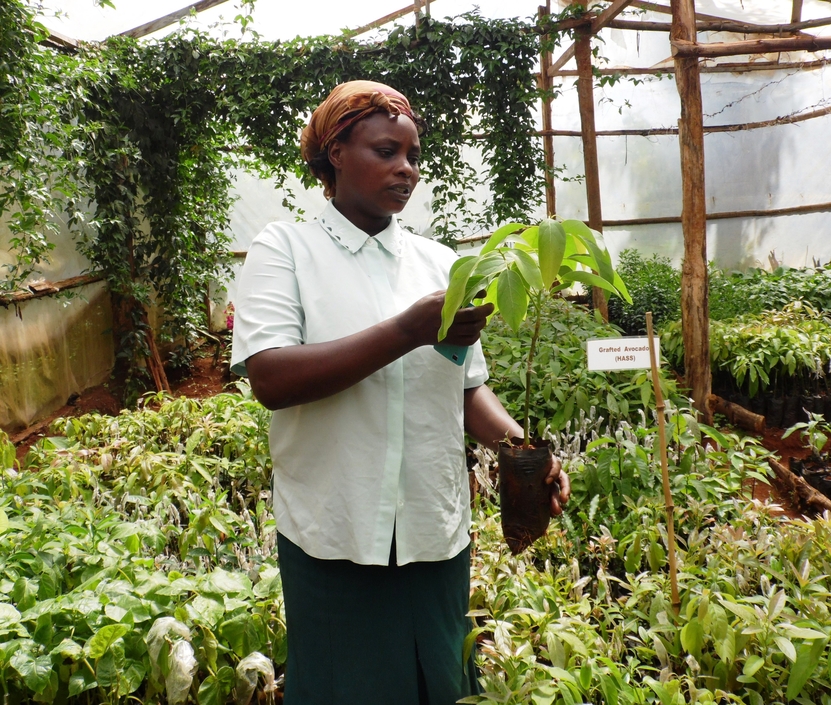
[1,0,575,400]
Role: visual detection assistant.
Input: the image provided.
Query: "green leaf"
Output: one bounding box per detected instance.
[85,623,130,659]
[786,638,827,700]
[480,222,526,254]
[496,269,528,332]
[439,256,479,341]
[68,669,97,697]
[538,219,566,289]
[681,619,704,658]
[743,654,765,677]
[10,650,53,693]
[511,248,544,290]
[0,507,9,533]
[561,270,619,295]
[774,635,797,663]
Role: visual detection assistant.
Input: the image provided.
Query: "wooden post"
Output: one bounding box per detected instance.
[791,0,804,25]
[671,0,711,423]
[539,3,557,218]
[573,10,609,321]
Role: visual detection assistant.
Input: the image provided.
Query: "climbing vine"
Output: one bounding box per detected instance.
[1,0,577,400]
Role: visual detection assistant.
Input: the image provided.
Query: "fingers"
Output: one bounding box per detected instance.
[444,302,494,345]
[545,455,570,517]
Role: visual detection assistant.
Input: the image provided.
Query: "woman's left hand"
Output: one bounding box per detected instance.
[545,455,570,516]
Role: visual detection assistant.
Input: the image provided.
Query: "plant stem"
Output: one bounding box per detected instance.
[523,292,544,447]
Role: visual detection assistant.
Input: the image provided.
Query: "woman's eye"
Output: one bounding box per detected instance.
[409,156,420,165]
[377,149,393,157]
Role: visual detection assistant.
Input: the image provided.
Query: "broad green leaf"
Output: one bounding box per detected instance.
[480,222,526,254]
[681,619,704,658]
[51,638,83,661]
[561,219,598,245]
[538,219,566,288]
[599,673,620,705]
[511,248,544,290]
[198,674,224,705]
[767,589,786,620]
[0,603,21,628]
[202,568,249,596]
[774,635,797,663]
[496,269,528,332]
[611,269,632,303]
[85,623,130,659]
[743,654,765,677]
[439,257,478,341]
[472,251,509,279]
[519,225,540,249]
[579,661,592,690]
[10,650,53,693]
[69,669,97,697]
[781,626,828,640]
[786,638,827,700]
[0,508,8,533]
[120,660,146,696]
[561,270,619,295]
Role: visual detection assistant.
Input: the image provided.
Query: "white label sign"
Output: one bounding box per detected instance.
[586,337,658,371]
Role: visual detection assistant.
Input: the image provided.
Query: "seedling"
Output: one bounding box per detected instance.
[439,218,632,446]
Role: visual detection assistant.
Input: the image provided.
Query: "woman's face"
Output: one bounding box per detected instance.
[328,111,421,236]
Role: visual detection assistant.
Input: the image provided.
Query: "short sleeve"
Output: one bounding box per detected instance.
[463,339,489,389]
[230,223,305,377]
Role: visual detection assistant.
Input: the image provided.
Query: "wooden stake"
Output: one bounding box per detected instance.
[673,34,831,58]
[646,312,680,614]
[672,0,711,423]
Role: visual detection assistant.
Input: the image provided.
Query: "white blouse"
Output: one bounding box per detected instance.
[230,201,488,566]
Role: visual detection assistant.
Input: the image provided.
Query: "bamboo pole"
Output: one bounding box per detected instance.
[672,0,711,424]
[646,312,680,614]
[573,17,608,321]
[539,3,557,217]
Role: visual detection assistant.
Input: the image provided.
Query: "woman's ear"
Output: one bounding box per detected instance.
[327,140,343,170]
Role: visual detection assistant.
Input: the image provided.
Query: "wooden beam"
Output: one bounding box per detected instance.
[552,57,831,77]
[40,28,79,50]
[119,0,231,39]
[347,1,442,38]
[673,34,831,58]
[0,274,104,307]
[608,16,831,35]
[547,0,633,75]
[591,0,635,32]
[601,200,831,227]
[632,0,726,22]
[672,0,711,423]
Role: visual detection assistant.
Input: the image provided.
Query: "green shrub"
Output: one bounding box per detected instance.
[661,301,831,398]
[710,265,831,320]
[607,249,681,335]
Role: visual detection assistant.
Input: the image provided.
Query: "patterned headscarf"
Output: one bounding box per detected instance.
[300,80,416,198]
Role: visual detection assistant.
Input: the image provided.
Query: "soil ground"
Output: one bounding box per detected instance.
[8,350,819,518]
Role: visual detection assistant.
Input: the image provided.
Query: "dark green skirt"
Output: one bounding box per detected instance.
[277,533,480,705]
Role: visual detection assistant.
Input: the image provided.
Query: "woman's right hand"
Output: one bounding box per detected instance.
[395,291,494,348]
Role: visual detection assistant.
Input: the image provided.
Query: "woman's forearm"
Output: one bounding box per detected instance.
[245,317,417,410]
[463,385,523,451]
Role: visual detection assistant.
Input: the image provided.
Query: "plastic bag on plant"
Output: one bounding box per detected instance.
[166,640,198,704]
[235,651,277,705]
[146,617,192,686]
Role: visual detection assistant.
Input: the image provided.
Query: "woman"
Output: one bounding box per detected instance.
[230,80,570,705]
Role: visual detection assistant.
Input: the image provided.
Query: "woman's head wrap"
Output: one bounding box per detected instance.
[300,80,417,198]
